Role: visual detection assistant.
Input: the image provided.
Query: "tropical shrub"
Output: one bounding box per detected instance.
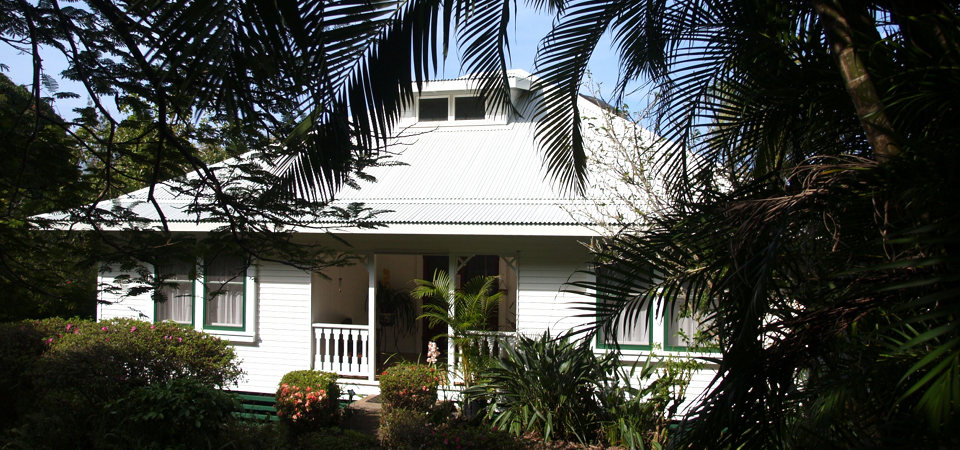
[379,363,441,412]
[467,332,615,443]
[104,377,240,448]
[597,354,699,448]
[275,370,341,429]
[0,317,241,448]
[413,270,503,385]
[468,331,696,447]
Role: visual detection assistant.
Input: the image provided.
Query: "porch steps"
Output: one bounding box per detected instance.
[234,392,279,422]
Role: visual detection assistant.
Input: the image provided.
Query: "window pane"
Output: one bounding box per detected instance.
[601,301,650,346]
[667,301,713,348]
[158,281,193,324]
[156,261,194,324]
[455,96,485,120]
[205,257,245,327]
[597,264,651,346]
[418,98,448,121]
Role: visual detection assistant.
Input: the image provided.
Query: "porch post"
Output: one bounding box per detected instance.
[367,254,376,382]
[447,254,456,385]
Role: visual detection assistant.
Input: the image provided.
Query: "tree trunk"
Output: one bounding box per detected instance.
[812,0,900,161]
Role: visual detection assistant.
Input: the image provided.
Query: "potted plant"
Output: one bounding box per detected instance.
[376,282,416,333]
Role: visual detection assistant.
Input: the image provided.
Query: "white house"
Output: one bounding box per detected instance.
[89,70,717,409]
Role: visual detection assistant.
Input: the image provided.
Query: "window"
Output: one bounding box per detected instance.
[595,264,653,349]
[664,299,715,351]
[418,98,448,121]
[203,256,247,330]
[155,260,195,325]
[454,96,485,120]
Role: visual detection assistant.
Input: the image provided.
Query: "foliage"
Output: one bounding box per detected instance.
[2,2,386,307]
[104,377,240,449]
[294,427,379,449]
[596,353,700,449]
[379,363,441,413]
[275,370,341,430]
[379,408,434,449]
[429,423,531,450]
[468,331,697,448]
[379,407,529,450]
[0,321,45,425]
[466,332,614,443]
[465,333,592,442]
[413,270,503,385]
[0,73,97,321]
[526,1,960,447]
[377,281,417,333]
[0,317,241,448]
[37,318,241,390]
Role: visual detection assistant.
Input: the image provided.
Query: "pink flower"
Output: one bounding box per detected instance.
[130,326,136,332]
[101,326,108,331]
[150,325,156,329]
[66,324,72,331]
[46,338,54,343]
[177,337,182,343]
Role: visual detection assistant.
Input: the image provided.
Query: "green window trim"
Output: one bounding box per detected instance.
[201,261,248,332]
[595,307,655,351]
[153,264,196,328]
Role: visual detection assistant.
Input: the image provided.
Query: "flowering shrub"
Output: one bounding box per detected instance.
[275,370,341,430]
[379,363,441,412]
[0,317,241,448]
[36,318,241,390]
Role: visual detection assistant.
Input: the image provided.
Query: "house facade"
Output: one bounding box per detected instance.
[93,70,717,409]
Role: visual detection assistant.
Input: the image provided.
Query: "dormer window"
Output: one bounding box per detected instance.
[455,96,485,120]
[418,98,448,121]
[417,95,486,122]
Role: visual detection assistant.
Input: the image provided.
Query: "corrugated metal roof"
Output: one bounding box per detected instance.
[49,77,660,231]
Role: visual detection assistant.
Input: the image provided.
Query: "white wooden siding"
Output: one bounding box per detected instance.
[232,261,312,393]
[514,254,718,416]
[97,264,154,322]
[516,254,593,337]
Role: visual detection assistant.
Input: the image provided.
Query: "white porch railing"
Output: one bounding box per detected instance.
[451,330,517,382]
[463,330,517,360]
[312,323,370,377]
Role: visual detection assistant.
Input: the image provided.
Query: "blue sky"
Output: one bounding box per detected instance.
[0,4,649,121]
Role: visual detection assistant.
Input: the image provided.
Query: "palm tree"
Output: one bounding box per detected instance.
[412,270,503,385]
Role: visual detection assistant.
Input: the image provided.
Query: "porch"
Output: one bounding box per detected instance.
[307,253,519,383]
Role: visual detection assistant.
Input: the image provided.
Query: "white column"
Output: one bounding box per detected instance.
[447,254,456,384]
[367,254,376,381]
